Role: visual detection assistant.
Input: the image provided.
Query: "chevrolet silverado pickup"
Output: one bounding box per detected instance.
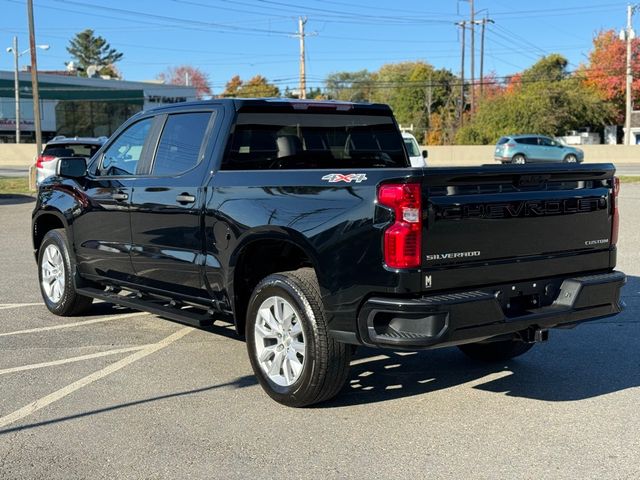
[32,99,625,407]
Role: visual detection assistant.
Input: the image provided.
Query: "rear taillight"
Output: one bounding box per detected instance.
[377,182,422,269]
[611,176,620,246]
[506,143,516,148]
[36,155,56,169]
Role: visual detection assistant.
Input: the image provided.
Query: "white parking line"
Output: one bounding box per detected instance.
[0,326,193,430]
[0,303,43,310]
[0,312,148,337]
[0,345,153,376]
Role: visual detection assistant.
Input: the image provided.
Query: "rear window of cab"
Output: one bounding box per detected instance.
[43,143,101,158]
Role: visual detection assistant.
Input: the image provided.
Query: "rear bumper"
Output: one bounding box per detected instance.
[357,271,625,349]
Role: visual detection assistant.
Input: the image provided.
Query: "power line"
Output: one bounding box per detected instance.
[489,2,627,18]
[46,0,296,36]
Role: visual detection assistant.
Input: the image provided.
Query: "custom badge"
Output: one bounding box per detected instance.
[321,173,368,183]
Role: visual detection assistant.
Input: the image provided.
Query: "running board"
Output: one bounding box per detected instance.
[77,287,215,328]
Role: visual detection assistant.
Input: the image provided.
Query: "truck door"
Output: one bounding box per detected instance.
[73,116,156,283]
[128,109,220,300]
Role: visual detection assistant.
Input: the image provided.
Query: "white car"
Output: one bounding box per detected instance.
[402,132,427,167]
[36,136,106,186]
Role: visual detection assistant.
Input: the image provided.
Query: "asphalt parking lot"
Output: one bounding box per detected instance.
[1,188,639,480]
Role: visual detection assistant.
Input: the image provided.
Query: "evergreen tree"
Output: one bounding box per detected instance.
[67,29,123,78]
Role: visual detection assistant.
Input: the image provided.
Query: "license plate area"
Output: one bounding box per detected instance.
[489,278,565,318]
[505,293,541,317]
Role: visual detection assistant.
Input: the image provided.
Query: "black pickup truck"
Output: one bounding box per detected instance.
[32,98,625,406]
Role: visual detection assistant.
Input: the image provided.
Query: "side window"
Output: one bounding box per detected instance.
[99,118,153,176]
[151,112,212,176]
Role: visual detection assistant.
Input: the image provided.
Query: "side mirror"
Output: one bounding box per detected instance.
[421,150,428,159]
[57,157,87,178]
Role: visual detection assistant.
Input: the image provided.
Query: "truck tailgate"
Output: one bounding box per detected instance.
[422,164,616,292]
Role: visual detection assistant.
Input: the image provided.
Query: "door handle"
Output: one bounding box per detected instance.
[112,192,128,201]
[176,193,196,204]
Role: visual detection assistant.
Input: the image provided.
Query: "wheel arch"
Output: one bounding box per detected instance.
[228,228,323,336]
[32,209,69,255]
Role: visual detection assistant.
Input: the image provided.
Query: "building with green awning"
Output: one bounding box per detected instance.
[0,71,196,142]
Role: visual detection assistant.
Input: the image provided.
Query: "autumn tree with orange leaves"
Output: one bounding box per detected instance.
[580,30,640,123]
[158,65,212,99]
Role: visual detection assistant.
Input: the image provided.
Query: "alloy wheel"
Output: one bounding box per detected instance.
[41,244,65,303]
[254,296,306,387]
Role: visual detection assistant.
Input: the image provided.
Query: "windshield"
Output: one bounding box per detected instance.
[222,112,408,170]
[403,137,420,156]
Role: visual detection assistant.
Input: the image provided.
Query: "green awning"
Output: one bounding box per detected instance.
[0,78,144,104]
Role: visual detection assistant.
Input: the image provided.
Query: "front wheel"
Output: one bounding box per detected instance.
[564,154,577,163]
[38,229,93,316]
[246,268,351,407]
[458,339,534,362]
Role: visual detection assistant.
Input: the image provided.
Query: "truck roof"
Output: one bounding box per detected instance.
[144,97,393,115]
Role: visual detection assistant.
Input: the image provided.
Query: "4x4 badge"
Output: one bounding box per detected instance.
[321,173,367,183]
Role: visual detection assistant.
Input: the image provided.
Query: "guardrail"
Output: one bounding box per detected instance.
[1,143,638,171]
[422,145,640,166]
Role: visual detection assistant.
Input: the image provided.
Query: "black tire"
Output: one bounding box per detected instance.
[458,339,534,362]
[511,154,526,164]
[38,228,93,316]
[246,268,351,407]
[564,154,577,163]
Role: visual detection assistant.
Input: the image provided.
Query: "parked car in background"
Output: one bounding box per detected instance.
[36,136,107,185]
[402,132,428,167]
[494,134,584,164]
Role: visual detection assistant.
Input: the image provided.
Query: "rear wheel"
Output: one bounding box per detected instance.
[246,268,351,407]
[458,339,534,362]
[564,154,577,163]
[38,229,93,316]
[511,154,526,164]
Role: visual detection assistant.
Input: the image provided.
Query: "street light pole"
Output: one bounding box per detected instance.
[11,36,20,143]
[6,40,49,144]
[469,0,475,114]
[625,5,634,145]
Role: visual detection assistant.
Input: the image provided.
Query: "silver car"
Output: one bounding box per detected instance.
[494,135,584,164]
[36,136,107,185]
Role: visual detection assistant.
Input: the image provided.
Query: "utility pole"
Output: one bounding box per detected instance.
[11,36,20,143]
[469,0,475,114]
[27,0,42,156]
[425,77,433,118]
[298,16,307,99]
[624,4,636,145]
[478,17,494,100]
[457,21,467,126]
